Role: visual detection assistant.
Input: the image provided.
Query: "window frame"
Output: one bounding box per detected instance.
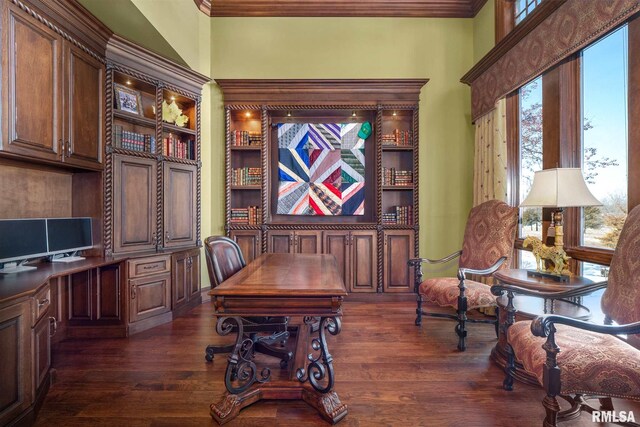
[506,15,640,268]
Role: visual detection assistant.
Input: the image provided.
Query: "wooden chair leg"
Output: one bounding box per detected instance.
[543,395,561,427]
[456,295,468,351]
[415,295,423,326]
[494,306,500,338]
[503,343,515,391]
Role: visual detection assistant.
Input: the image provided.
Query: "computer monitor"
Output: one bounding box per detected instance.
[0,219,49,273]
[46,218,93,258]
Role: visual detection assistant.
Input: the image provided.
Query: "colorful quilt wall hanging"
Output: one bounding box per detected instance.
[277,122,367,216]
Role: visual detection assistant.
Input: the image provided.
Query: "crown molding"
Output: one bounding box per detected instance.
[194,0,488,18]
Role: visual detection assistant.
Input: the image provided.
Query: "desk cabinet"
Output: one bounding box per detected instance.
[266,230,321,254]
[127,256,172,330]
[0,300,32,426]
[172,249,201,313]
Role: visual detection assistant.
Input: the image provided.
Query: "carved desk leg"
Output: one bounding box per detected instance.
[295,316,348,424]
[210,316,270,425]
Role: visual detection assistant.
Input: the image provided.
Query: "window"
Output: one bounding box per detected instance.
[515,0,543,24]
[518,77,543,241]
[580,25,629,249]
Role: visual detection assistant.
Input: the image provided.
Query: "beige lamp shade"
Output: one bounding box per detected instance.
[520,168,602,208]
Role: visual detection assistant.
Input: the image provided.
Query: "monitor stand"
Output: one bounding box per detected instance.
[0,261,37,274]
[50,253,85,263]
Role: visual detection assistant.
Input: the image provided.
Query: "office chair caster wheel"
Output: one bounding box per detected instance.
[205,348,215,362]
[280,359,288,369]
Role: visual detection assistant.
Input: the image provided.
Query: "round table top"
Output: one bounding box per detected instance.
[494,268,606,293]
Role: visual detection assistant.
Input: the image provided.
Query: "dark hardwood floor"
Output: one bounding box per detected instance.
[35,297,639,426]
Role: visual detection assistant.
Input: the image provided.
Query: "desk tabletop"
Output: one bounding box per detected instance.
[494,268,606,292]
[210,253,347,298]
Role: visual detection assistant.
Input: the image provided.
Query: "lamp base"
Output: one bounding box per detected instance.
[526,269,569,282]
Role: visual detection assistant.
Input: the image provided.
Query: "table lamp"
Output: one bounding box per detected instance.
[520,168,601,280]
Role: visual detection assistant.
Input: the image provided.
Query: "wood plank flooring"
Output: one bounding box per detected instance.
[35,297,640,426]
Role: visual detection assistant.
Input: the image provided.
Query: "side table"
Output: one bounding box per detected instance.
[490,269,606,385]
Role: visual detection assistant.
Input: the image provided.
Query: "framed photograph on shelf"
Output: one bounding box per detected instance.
[114,83,142,115]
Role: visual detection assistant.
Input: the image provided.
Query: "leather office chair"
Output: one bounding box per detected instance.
[204,236,292,366]
[495,205,640,427]
[409,199,518,351]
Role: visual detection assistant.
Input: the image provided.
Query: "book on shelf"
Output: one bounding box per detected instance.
[231,167,262,186]
[382,205,413,225]
[114,125,156,153]
[230,206,261,225]
[231,130,261,147]
[382,167,413,186]
[382,129,411,147]
[163,134,196,160]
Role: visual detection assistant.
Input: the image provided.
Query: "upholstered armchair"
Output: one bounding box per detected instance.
[409,199,518,351]
[493,205,640,427]
[203,236,292,366]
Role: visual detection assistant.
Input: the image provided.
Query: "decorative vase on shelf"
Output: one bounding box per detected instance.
[162,100,189,127]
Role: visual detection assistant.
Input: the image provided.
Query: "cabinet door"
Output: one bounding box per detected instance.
[266,231,294,253]
[323,231,350,289]
[113,155,157,253]
[172,251,189,309]
[0,301,32,425]
[230,230,261,263]
[188,252,201,301]
[295,231,321,254]
[163,163,197,248]
[351,231,377,293]
[32,313,51,394]
[383,230,415,293]
[67,270,92,321]
[129,274,171,323]
[62,41,103,169]
[2,2,62,162]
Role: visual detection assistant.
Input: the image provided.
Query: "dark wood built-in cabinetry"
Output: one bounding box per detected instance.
[0,1,209,425]
[219,79,426,292]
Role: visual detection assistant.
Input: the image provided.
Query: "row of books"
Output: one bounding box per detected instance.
[114,125,156,152]
[231,130,261,147]
[382,168,413,186]
[230,206,261,224]
[382,129,412,147]
[163,135,196,160]
[231,167,261,186]
[382,206,414,225]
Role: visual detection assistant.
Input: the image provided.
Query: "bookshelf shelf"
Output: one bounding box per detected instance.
[231,185,261,190]
[114,109,156,128]
[382,146,413,152]
[230,146,262,151]
[382,186,414,191]
[162,123,197,136]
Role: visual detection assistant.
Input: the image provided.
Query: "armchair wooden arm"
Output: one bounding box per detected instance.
[531,313,640,338]
[408,250,462,267]
[490,281,608,300]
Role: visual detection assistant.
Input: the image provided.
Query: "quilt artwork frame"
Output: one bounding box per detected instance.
[277,122,366,216]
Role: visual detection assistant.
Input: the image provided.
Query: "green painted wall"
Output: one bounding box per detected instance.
[210,18,475,276]
[473,0,496,62]
[77,0,187,65]
[84,4,483,282]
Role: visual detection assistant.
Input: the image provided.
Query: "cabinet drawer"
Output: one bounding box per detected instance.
[32,285,51,325]
[128,256,171,279]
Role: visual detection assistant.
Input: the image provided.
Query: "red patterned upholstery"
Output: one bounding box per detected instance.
[418,200,517,303]
[459,200,518,271]
[600,205,640,347]
[508,321,640,399]
[419,278,496,310]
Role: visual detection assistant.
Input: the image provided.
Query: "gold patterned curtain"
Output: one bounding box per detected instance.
[473,98,508,207]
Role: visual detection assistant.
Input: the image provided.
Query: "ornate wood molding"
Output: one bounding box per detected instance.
[194,0,487,18]
[216,79,429,106]
[106,35,210,96]
[461,0,640,120]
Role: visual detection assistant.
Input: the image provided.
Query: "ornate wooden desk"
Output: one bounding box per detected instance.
[209,253,348,424]
[490,269,606,385]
